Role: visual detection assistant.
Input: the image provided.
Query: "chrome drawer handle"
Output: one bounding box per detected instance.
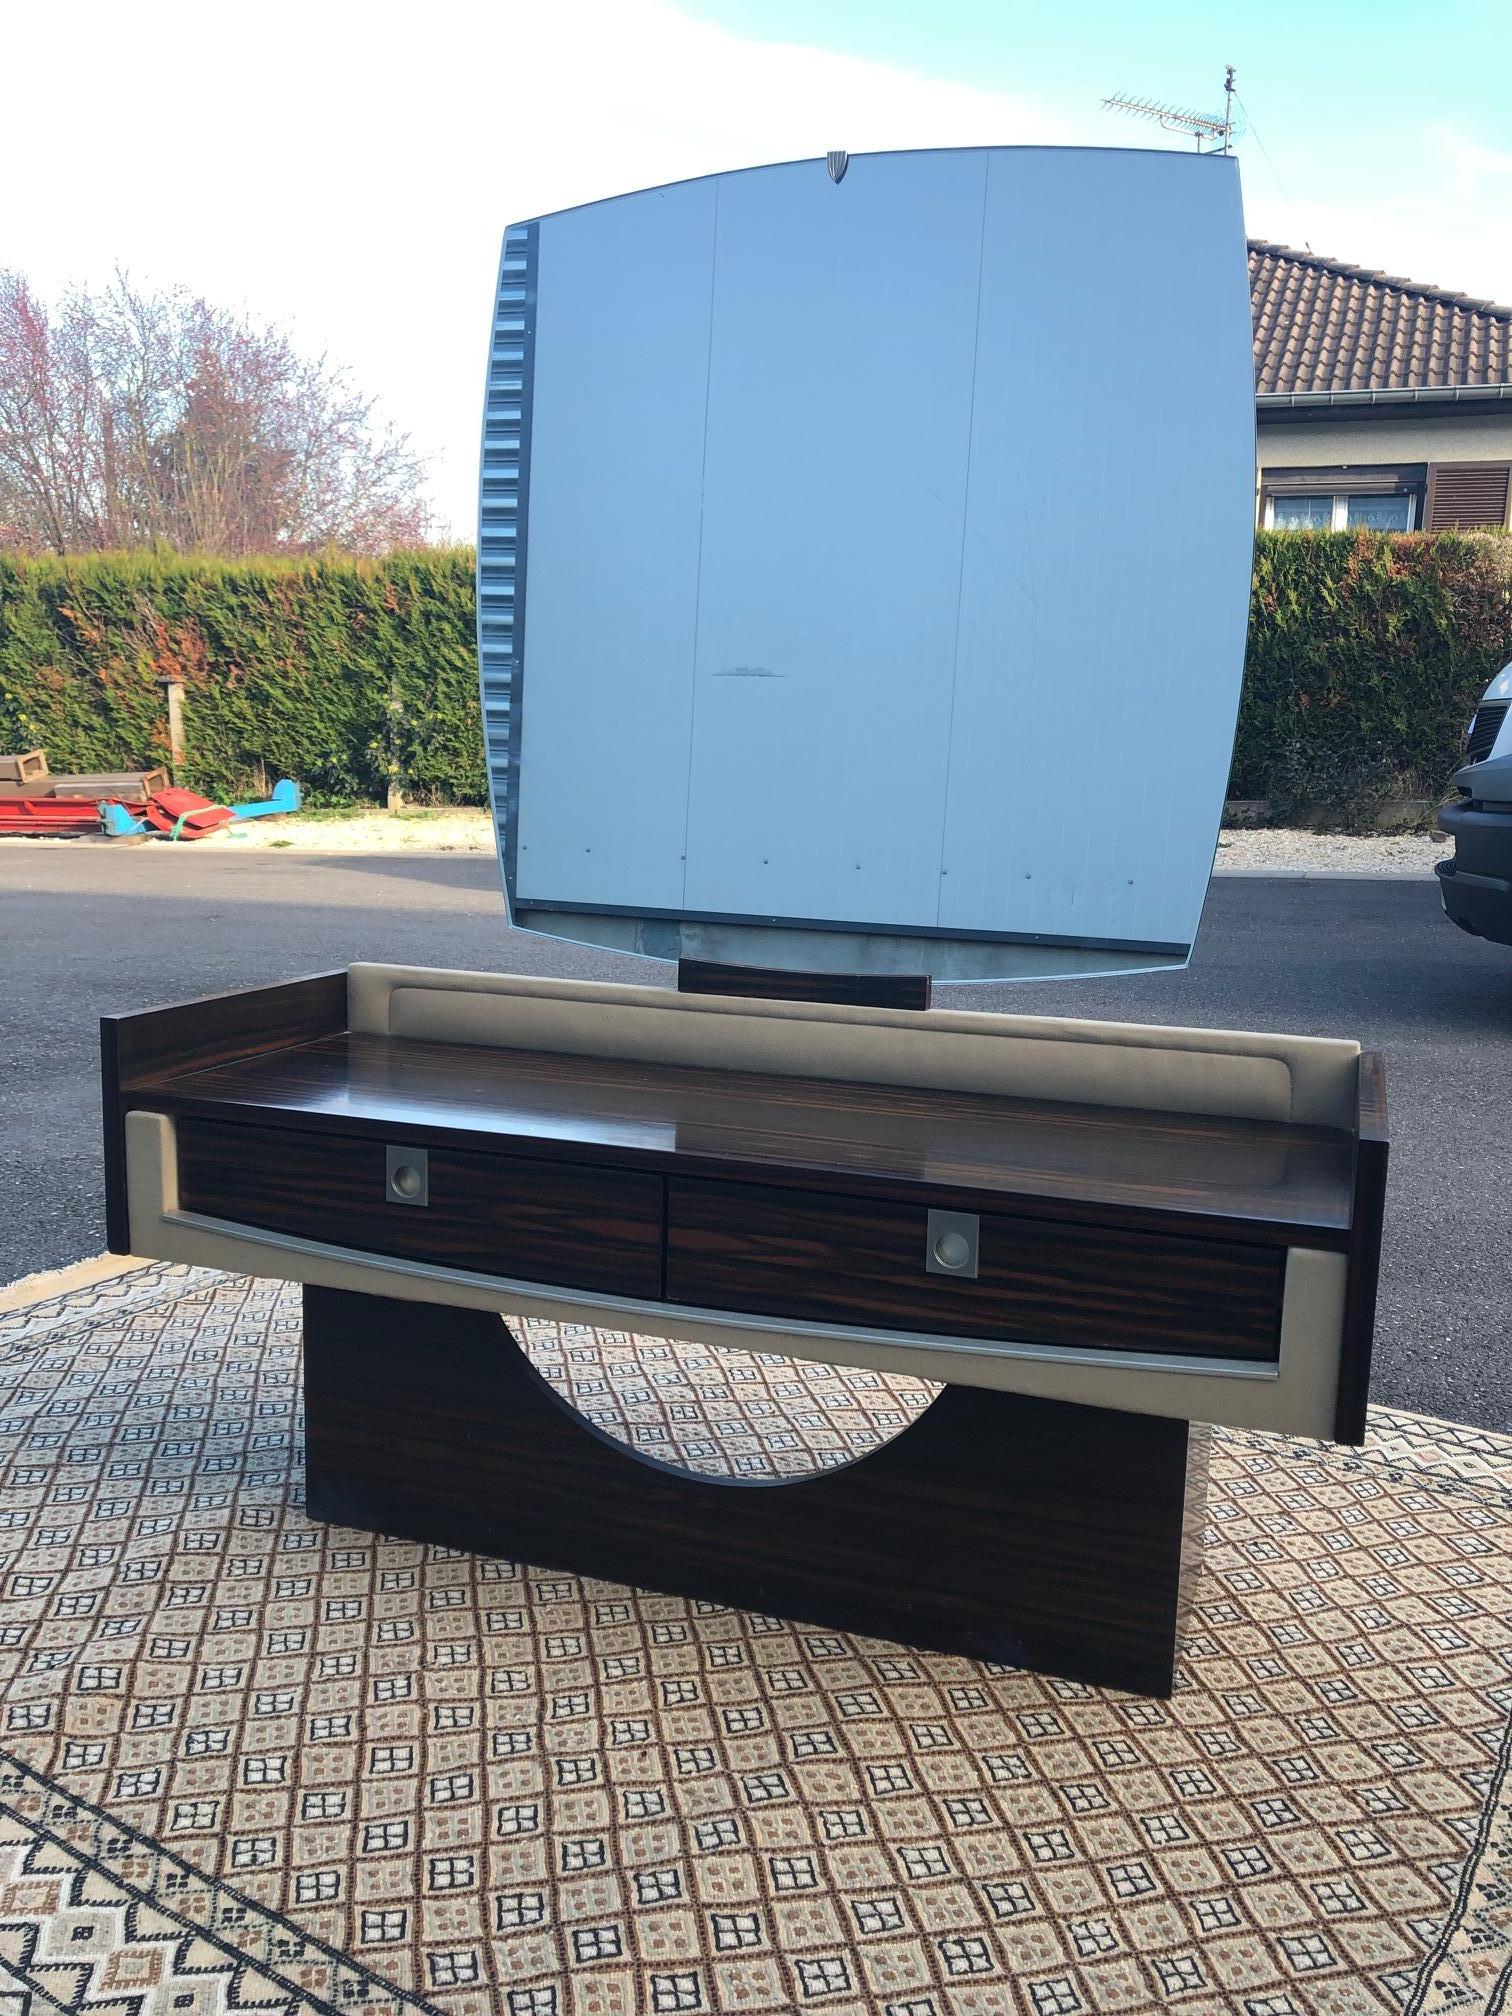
[385,1146,429,1207]
[925,1209,979,1279]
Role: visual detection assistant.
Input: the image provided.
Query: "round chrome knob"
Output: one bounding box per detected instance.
[390,1162,424,1200]
[932,1229,972,1271]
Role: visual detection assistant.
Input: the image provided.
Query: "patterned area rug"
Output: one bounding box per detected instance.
[0,1262,1507,2016]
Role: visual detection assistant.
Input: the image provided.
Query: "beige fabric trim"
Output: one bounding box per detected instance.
[125,1113,1349,1440]
[0,1252,151,1314]
[347,964,1360,1128]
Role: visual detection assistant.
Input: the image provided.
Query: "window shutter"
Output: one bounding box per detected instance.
[1424,462,1512,530]
[1262,464,1423,496]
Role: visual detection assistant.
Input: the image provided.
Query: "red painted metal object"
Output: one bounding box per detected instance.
[0,797,102,835]
[1,784,238,840]
[140,788,235,839]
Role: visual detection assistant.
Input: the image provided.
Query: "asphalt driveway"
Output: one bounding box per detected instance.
[3,846,1509,1432]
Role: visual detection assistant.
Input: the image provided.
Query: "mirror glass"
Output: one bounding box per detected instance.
[479,146,1255,981]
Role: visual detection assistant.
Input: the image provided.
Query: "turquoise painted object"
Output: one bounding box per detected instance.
[229,779,301,820]
[100,779,300,838]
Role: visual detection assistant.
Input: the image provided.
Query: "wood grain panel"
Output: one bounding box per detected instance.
[677,958,932,1010]
[302,1285,1202,1693]
[137,1029,1355,1247]
[175,1116,664,1299]
[100,1019,129,1255]
[666,1177,1284,1361]
[101,971,347,1255]
[110,972,348,1085]
[1336,1049,1389,1445]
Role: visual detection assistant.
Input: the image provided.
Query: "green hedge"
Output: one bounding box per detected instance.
[0,550,484,807]
[1,535,1509,823]
[1235,530,1512,821]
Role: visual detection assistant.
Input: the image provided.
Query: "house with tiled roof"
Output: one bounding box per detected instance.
[1250,241,1512,532]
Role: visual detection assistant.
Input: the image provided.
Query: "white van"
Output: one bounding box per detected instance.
[1438,662,1512,945]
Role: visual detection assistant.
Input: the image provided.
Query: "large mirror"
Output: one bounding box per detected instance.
[479,145,1255,980]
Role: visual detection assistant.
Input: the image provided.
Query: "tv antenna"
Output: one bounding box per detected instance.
[1102,65,1241,153]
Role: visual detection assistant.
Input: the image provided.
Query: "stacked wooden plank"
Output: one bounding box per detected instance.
[0,754,169,803]
[0,752,169,835]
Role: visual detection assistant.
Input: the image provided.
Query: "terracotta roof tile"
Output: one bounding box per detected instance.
[1249,241,1512,395]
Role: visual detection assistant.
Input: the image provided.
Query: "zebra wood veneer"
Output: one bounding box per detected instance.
[101,964,1387,1694]
[302,1287,1208,1696]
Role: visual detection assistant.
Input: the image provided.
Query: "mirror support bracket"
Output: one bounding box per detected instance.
[675,959,932,1012]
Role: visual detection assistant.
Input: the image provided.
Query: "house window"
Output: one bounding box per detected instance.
[1265,489,1415,532]
[1271,495,1333,530]
[1345,493,1414,531]
[1260,464,1425,532]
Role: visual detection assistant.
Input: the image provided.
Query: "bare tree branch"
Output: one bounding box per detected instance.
[0,269,431,554]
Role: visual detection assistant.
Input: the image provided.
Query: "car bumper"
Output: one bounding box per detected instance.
[1436,801,1512,944]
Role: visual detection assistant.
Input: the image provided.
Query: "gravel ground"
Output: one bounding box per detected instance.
[0,813,1456,873]
[0,810,496,853]
[189,808,497,851]
[1215,827,1452,877]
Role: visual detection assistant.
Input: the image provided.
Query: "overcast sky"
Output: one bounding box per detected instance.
[6,0,1509,537]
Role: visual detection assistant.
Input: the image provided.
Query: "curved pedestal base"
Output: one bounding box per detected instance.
[302,1286,1207,1696]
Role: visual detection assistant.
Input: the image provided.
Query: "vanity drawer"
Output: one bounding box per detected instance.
[666,1178,1283,1362]
[173,1116,664,1298]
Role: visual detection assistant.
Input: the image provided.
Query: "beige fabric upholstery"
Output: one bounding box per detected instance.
[347,964,1360,1128]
